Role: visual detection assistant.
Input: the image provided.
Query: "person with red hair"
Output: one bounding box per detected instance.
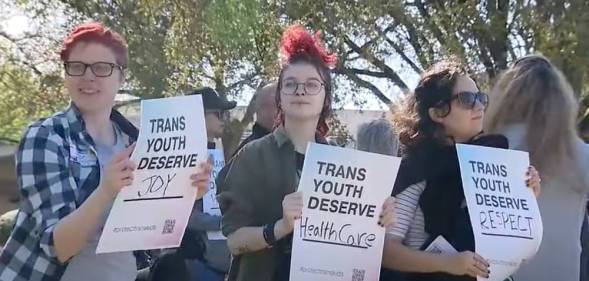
[216,25,396,281]
[0,22,211,281]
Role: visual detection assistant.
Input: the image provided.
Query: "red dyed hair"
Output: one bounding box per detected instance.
[60,22,128,67]
[280,25,337,68]
[275,25,337,138]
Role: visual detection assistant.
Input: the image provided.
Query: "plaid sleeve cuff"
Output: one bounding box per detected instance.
[39,223,61,262]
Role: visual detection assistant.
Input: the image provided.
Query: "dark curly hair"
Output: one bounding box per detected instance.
[393,58,469,150]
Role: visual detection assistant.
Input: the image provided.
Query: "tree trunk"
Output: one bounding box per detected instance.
[221,95,257,160]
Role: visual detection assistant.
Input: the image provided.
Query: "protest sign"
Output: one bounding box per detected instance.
[203,149,225,240]
[457,144,543,281]
[290,143,401,281]
[97,95,207,253]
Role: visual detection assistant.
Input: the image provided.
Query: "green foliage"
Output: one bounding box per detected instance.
[0,64,67,142]
[3,0,589,143]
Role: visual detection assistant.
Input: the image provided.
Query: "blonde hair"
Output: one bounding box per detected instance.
[486,55,581,185]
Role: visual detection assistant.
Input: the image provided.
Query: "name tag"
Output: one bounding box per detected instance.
[69,145,95,166]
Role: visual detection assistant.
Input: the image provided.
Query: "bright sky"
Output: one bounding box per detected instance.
[2,15,30,36]
[1,3,419,110]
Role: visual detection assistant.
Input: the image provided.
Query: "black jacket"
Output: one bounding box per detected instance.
[233,122,271,156]
[381,135,508,281]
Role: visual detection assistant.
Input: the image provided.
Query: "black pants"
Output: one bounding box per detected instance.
[136,250,190,281]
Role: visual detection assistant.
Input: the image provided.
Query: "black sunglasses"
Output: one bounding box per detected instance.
[442,91,489,109]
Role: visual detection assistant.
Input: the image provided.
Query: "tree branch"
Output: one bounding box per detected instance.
[414,0,447,46]
[336,67,393,106]
[416,0,469,60]
[343,36,409,90]
[239,88,258,126]
[386,4,432,66]
[383,35,422,74]
[343,25,392,59]
[334,68,390,78]
[0,31,44,76]
[227,72,259,92]
[487,0,509,71]
[375,23,422,74]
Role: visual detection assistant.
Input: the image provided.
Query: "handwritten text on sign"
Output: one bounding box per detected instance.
[468,160,534,239]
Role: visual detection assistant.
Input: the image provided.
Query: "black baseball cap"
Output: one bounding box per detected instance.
[188,87,237,110]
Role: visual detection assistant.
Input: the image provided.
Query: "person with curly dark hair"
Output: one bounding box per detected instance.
[380,58,541,281]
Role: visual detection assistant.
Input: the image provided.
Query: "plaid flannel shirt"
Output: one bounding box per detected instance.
[0,103,138,281]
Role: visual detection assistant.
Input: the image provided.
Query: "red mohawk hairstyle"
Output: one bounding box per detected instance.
[275,25,337,138]
[280,25,337,68]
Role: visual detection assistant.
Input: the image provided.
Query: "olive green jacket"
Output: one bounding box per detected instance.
[216,126,300,281]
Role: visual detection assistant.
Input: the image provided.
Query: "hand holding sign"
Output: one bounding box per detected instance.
[282,191,304,231]
[378,197,396,228]
[190,159,213,201]
[525,166,541,197]
[444,251,490,278]
[100,143,137,199]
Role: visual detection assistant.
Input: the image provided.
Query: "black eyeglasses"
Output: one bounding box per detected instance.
[441,91,489,109]
[281,78,324,95]
[205,110,230,120]
[64,61,124,77]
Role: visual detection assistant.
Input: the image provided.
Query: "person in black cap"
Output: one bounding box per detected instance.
[185,87,235,281]
[193,87,237,150]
